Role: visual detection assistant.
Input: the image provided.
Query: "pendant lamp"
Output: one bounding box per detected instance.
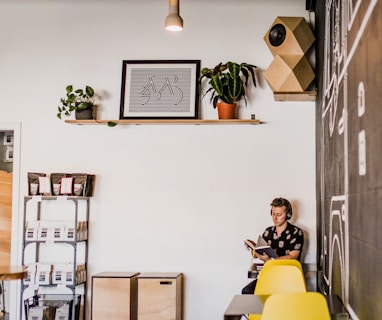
[165,0,183,31]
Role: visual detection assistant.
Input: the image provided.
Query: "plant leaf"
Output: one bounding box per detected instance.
[77,102,92,110]
[212,95,219,108]
[66,85,73,93]
[228,76,242,101]
[210,75,224,96]
[86,86,95,97]
[227,62,240,79]
[243,63,257,87]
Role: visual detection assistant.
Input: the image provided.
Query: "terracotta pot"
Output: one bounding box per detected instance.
[216,102,237,119]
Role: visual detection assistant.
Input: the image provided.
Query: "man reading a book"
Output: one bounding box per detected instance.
[242,197,304,294]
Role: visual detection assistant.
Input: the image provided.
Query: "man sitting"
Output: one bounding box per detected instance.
[242,197,304,294]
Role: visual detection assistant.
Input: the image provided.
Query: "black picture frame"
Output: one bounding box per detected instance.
[119,60,201,119]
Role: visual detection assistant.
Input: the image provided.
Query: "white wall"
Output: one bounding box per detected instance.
[0,0,316,319]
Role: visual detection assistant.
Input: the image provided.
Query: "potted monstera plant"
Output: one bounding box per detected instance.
[57,85,96,120]
[199,61,257,119]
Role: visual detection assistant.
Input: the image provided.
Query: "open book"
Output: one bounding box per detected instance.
[244,235,278,259]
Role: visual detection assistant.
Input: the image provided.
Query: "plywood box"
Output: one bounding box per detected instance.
[264,16,315,56]
[264,55,315,92]
[0,170,12,265]
[92,272,139,320]
[137,272,183,320]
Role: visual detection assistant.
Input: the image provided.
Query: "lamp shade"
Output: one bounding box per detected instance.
[165,0,183,31]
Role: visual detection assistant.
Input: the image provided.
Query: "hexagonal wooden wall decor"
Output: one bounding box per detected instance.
[264,16,316,95]
[264,16,315,56]
[264,55,315,92]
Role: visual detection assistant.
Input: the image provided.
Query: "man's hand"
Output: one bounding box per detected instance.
[254,251,271,261]
[244,239,257,258]
[244,239,256,251]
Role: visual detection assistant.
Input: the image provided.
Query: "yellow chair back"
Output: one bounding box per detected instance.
[248,264,307,320]
[261,292,331,320]
[263,259,303,272]
[254,265,306,295]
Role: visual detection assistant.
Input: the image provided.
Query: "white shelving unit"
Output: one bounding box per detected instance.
[21,196,90,320]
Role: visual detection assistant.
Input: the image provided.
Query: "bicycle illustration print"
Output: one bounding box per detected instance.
[139,75,183,106]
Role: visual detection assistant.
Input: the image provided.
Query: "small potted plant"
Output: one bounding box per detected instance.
[199,61,257,119]
[57,85,96,120]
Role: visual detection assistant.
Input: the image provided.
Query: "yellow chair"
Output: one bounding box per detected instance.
[261,292,331,320]
[254,265,306,295]
[262,259,303,273]
[248,265,306,320]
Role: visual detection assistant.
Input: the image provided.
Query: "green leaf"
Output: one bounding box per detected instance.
[66,85,73,93]
[242,63,257,87]
[242,68,250,87]
[86,86,95,97]
[212,95,219,108]
[107,121,117,127]
[228,76,243,101]
[210,75,224,96]
[77,102,92,110]
[201,68,213,77]
[227,62,240,79]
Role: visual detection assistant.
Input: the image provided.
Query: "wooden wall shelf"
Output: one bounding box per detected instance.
[273,91,317,101]
[65,119,261,125]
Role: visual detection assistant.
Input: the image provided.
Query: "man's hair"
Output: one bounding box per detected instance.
[270,197,290,208]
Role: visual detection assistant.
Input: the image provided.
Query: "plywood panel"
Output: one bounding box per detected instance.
[0,170,12,266]
[137,273,182,320]
[92,272,138,320]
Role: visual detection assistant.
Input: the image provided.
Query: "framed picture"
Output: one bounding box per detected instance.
[119,60,201,119]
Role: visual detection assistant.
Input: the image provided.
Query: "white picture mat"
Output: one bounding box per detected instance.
[120,61,199,118]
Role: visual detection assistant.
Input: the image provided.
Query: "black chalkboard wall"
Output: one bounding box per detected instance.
[315,1,382,319]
